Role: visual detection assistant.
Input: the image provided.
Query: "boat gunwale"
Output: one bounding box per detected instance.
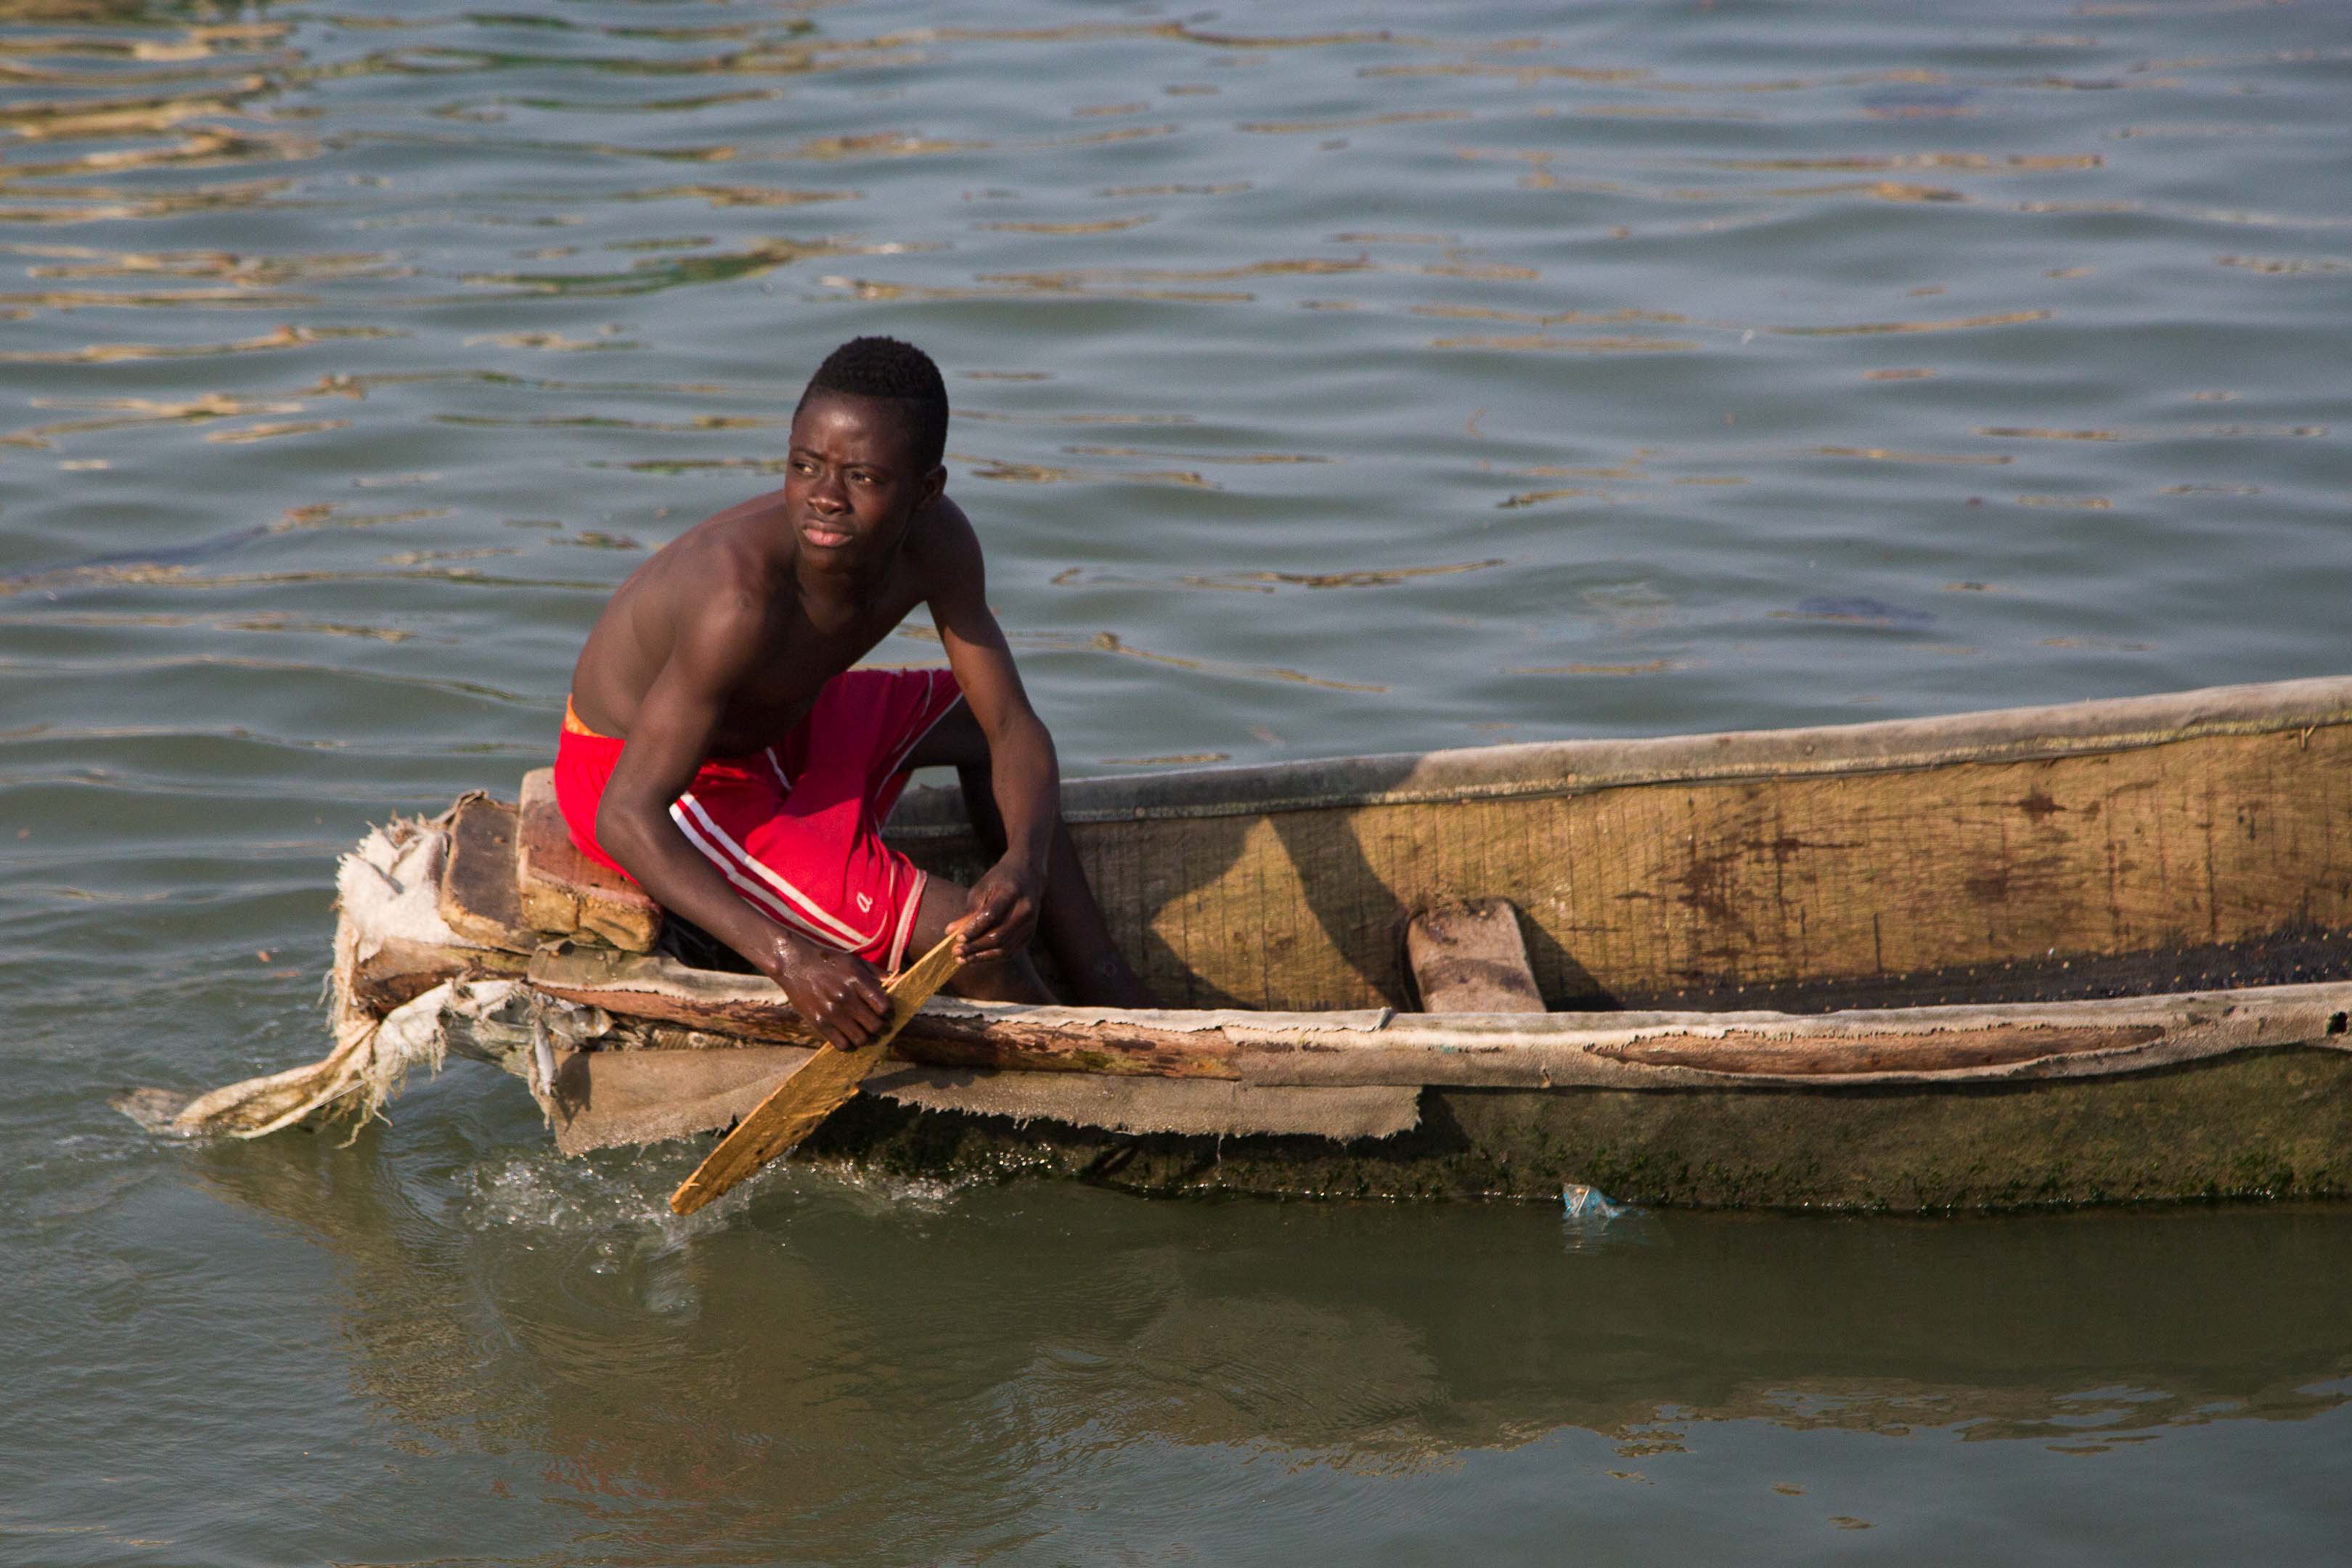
[523,938,2352,1091]
[901,980,2352,1042]
[886,674,2352,832]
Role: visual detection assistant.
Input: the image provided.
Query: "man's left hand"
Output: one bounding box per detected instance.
[948,860,1042,963]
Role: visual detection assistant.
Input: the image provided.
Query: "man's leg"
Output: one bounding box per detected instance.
[905,703,1159,1007]
[903,875,1054,1003]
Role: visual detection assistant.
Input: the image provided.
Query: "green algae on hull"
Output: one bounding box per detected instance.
[803,1047,2352,1210]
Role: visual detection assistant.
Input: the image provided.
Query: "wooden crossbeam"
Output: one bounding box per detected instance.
[436,793,536,954]
[1407,899,1545,1013]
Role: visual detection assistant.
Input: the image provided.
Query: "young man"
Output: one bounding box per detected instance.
[554,336,1155,1050]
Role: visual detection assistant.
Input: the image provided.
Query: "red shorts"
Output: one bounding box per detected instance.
[553,666,963,973]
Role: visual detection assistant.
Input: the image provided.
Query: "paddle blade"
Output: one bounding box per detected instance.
[668,935,962,1216]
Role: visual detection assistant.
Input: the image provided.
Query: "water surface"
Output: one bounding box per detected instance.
[4,0,2349,1561]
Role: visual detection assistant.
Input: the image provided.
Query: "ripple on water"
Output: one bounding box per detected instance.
[5,0,2352,1556]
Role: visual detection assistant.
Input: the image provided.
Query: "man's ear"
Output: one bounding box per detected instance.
[918,462,947,508]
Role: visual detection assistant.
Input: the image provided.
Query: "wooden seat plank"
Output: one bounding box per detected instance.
[437,793,536,954]
[1407,899,1546,1013]
[515,767,662,952]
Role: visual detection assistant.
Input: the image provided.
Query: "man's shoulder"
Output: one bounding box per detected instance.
[632,518,780,644]
[650,503,783,590]
[908,493,981,573]
[682,490,788,560]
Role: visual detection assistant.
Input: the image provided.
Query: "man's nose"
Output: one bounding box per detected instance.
[810,472,848,511]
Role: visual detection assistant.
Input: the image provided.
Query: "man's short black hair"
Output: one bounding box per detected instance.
[798,335,950,470]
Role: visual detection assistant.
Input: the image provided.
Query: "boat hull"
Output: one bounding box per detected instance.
[789,1048,2352,1209]
[137,674,2352,1209]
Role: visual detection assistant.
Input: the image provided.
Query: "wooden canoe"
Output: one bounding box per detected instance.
[139,675,2352,1210]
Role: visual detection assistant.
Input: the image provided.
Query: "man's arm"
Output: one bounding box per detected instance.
[921,499,1058,963]
[594,599,891,1049]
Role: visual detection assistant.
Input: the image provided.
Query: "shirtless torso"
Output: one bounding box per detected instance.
[570,483,955,755]
[563,385,1087,1048]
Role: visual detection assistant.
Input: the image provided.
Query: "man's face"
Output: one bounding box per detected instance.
[783,392,939,568]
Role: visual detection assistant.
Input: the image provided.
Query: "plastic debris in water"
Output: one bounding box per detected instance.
[1561,1183,1625,1222]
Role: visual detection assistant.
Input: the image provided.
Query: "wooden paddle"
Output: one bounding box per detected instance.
[669,934,963,1215]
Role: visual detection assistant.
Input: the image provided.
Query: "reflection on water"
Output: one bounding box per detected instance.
[167,1132,2352,1561]
[5,0,2351,1559]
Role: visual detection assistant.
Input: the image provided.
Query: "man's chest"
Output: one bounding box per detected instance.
[719,581,926,729]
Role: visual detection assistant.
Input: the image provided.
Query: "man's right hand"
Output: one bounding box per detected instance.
[761,932,890,1051]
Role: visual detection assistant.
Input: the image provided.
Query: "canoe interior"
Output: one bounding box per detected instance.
[881,679,2352,1016]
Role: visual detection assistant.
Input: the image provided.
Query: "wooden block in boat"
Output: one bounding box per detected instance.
[515,767,661,952]
[437,793,535,954]
[1407,899,1545,1013]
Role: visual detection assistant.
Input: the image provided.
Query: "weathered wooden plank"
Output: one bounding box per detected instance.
[526,942,1249,1078]
[515,767,661,952]
[885,1008,1246,1078]
[524,945,2352,1088]
[437,793,535,954]
[350,935,480,1013]
[1408,899,1545,1013]
[542,1045,812,1156]
[1590,1024,2163,1075]
[1233,986,2352,1088]
[670,936,962,1214]
[528,944,820,1044]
